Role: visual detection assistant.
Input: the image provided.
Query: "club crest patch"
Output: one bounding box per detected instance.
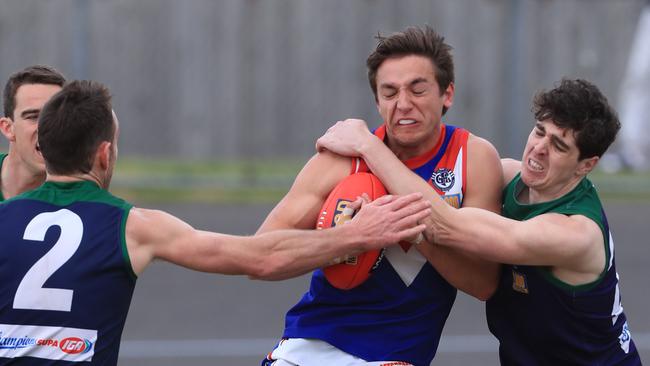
[511,268,529,294]
[431,168,455,192]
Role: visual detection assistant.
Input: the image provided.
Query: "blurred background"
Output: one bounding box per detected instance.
[1,0,648,365]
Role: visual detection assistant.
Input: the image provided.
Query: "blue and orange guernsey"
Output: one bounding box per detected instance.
[0,181,135,365]
[282,124,469,365]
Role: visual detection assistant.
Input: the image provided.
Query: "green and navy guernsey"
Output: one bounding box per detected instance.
[0,152,7,201]
[486,174,641,365]
[0,181,136,365]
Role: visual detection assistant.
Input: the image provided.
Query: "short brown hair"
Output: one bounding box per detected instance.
[3,65,66,119]
[367,26,454,114]
[38,80,114,175]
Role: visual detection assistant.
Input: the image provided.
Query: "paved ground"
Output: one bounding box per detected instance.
[119,200,650,365]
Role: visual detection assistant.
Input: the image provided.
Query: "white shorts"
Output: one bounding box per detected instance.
[264,338,413,366]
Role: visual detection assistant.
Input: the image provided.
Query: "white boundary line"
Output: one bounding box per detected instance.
[118,332,650,358]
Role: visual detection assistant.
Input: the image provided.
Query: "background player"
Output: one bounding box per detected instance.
[318,78,642,365]
[260,26,502,366]
[0,65,66,201]
[0,80,430,364]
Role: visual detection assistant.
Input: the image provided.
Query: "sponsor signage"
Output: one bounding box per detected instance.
[0,324,96,362]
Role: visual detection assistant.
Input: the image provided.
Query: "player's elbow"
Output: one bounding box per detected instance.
[477,270,500,301]
[464,263,500,301]
[474,281,498,301]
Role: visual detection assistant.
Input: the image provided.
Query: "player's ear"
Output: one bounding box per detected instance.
[0,117,16,142]
[442,82,454,111]
[577,155,599,176]
[97,141,112,170]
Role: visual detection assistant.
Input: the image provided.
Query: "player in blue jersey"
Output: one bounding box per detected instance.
[0,65,66,201]
[319,79,642,365]
[0,80,431,365]
[260,26,503,366]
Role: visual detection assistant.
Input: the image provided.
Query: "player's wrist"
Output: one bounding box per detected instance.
[357,134,383,159]
[336,222,368,252]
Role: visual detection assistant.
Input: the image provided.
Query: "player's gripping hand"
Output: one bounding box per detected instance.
[316,118,376,156]
[348,192,430,251]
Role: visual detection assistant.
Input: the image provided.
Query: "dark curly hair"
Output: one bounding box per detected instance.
[366,26,454,115]
[532,78,620,160]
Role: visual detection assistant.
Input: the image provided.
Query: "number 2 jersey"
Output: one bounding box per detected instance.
[282,124,470,366]
[0,180,136,365]
[486,174,641,365]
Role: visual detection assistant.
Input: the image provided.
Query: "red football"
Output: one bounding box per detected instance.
[317,172,387,290]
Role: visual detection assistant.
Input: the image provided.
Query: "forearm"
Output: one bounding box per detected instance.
[358,139,437,199]
[249,224,364,280]
[432,207,518,263]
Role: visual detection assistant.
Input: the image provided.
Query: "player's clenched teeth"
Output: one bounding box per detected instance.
[527,158,543,171]
[398,119,416,125]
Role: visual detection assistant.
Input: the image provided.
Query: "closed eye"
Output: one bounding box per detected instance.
[551,136,570,153]
[380,87,398,99]
[410,79,429,95]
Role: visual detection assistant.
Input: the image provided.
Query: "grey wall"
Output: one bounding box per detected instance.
[0,0,643,159]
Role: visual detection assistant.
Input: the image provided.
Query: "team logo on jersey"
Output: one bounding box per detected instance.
[511,268,529,294]
[431,168,455,192]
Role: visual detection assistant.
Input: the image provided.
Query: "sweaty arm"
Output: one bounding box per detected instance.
[317,119,503,300]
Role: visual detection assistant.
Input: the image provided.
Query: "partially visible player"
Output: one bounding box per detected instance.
[319,79,642,365]
[0,65,66,201]
[260,26,502,366]
[0,80,430,365]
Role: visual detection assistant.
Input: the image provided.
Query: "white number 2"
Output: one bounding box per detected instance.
[13,209,84,312]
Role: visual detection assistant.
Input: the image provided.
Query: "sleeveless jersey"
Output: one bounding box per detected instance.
[283,124,469,366]
[0,181,136,365]
[0,153,7,202]
[486,174,641,365]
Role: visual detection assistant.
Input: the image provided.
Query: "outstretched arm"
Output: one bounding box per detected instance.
[124,166,430,280]
[317,119,503,300]
[427,203,605,285]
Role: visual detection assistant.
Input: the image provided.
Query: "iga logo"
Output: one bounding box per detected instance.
[59,337,92,354]
[431,168,455,192]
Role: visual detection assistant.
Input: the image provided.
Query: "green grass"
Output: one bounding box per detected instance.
[589,169,650,202]
[111,157,650,204]
[112,157,303,203]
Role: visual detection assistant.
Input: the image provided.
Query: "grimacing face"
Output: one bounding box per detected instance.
[520,120,596,201]
[375,54,454,160]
